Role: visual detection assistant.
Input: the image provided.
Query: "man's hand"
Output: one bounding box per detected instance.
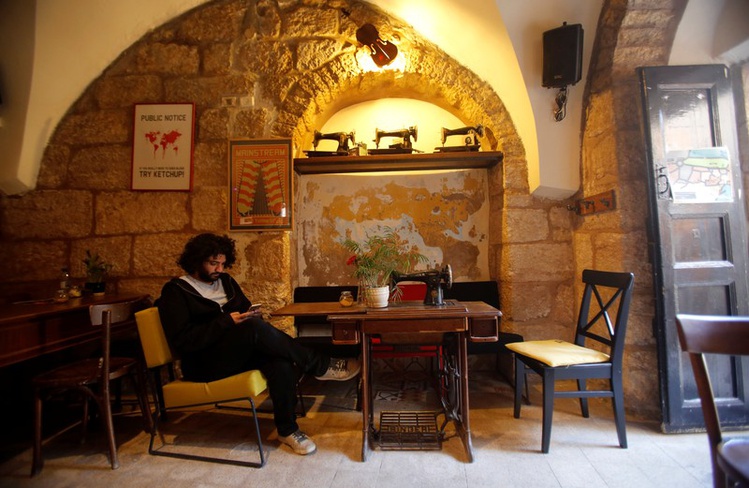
[230,311,254,324]
[230,305,262,324]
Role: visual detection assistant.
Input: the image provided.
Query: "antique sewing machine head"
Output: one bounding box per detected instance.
[373,126,418,149]
[313,130,356,153]
[391,264,453,306]
[437,124,484,152]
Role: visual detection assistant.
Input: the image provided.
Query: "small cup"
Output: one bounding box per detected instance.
[54,289,69,303]
[339,291,354,307]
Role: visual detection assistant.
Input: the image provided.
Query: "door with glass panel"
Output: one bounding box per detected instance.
[638,64,749,432]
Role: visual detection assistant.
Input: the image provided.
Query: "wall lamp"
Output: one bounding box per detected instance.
[342,9,399,68]
[356,23,398,68]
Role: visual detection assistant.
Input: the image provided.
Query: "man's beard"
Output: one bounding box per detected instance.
[197,269,220,283]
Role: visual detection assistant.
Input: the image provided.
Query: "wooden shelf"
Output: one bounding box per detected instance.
[293,151,503,175]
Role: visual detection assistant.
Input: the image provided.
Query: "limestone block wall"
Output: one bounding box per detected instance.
[2,0,736,421]
[0,0,542,338]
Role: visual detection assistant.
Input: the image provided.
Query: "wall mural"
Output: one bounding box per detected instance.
[295,169,490,287]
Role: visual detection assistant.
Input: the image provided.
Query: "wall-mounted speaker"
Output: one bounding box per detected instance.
[542,22,584,88]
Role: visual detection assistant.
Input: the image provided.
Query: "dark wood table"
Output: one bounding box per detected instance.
[273,300,501,462]
[0,293,150,368]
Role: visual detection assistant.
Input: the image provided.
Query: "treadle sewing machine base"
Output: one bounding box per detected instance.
[272,300,501,462]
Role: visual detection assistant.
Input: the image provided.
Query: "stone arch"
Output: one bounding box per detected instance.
[17,0,525,305]
[204,0,520,158]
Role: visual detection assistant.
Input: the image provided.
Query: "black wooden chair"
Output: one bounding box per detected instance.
[31,299,152,476]
[676,314,749,488]
[506,269,635,453]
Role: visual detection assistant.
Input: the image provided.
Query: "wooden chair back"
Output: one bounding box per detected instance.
[89,300,137,383]
[575,269,635,367]
[676,314,749,487]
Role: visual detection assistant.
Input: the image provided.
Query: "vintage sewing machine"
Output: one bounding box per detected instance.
[369,126,418,154]
[435,124,484,152]
[304,130,356,157]
[391,264,453,306]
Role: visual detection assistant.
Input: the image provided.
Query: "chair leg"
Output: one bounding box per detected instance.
[541,371,555,454]
[611,375,628,448]
[577,378,590,418]
[131,369,154,434]
[95,390,120,470]
[513,356,524,418]
[81,395,90,443]
[31,389,43,477]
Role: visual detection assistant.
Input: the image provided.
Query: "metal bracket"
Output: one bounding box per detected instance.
[567,190,617,216]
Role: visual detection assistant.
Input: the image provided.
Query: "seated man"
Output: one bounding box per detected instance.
[157,233,359,455]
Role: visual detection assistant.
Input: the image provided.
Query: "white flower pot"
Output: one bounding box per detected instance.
[364,286,390,308]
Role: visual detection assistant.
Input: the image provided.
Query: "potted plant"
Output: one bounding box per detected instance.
[341,227,428,307]
[82,250,112,296]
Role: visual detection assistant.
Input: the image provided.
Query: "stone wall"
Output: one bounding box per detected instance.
[2,0,739,422]
[0,0,544,337]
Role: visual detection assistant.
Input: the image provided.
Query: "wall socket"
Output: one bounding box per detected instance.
[221,96,238,107]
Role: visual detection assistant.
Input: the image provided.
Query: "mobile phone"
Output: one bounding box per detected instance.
[248,303,262,312]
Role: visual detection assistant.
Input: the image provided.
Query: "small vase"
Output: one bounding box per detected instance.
[85,281,106,296]
[364,286,390,308]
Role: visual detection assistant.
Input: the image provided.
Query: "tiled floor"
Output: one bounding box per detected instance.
[0,370,713,487]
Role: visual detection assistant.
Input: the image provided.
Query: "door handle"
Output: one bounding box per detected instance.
[656,164,672,200]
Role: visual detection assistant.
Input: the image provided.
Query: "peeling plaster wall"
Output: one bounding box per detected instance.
[296,169,490,286]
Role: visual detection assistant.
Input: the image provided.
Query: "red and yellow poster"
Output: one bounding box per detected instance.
[229,139,292,231]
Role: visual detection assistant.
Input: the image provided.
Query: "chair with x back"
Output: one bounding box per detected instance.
[506,269,635,453]
[676,314,749,488]
[31,298,152,476]
[134,306,269,468]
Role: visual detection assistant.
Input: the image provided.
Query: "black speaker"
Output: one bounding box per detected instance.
[542,22,583,88]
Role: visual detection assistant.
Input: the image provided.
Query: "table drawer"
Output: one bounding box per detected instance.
[469,317,498,342]
[331,322,360,345]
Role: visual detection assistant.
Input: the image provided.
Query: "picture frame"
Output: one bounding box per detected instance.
[228,138,293,231]
[131,103,195,191]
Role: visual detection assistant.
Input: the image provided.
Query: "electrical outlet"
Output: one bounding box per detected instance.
[222,96,237,107]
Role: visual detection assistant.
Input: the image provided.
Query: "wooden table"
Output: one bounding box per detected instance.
[273,300,501,462]
[0,293,150,368]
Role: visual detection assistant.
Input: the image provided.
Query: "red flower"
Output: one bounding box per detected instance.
[346,255,357,266]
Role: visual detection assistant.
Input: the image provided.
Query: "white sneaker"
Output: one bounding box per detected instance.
[278,430,316,455]
[315,357,361,381]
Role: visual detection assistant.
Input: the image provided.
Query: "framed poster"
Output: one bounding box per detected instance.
[131,103,194,191]
[229,139,292,231]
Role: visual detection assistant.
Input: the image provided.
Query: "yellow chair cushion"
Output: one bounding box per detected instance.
[506,339,610,367]
[163,369,268,408]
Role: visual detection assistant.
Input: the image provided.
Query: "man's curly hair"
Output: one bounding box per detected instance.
[177,233,237,274]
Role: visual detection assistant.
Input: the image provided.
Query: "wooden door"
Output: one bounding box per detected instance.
[638,64,749,432]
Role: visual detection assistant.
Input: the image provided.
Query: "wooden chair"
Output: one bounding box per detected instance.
[506,269,635,453]
[134,307,268,468]
[31,299,152,476]
[676,314,749,488]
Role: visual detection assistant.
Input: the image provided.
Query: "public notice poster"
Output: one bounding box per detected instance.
[131,103,194,191]
[228,139,292,231]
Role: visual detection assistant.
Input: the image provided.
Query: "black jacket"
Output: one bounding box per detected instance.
[156,273,252,379]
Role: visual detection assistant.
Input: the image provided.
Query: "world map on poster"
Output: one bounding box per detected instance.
[144,130,183,159]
